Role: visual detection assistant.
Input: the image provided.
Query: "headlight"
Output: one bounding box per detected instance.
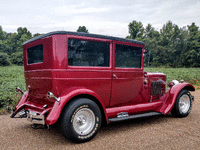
[168,80,179,87]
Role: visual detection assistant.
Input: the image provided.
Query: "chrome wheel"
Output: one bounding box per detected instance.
[179,94,191,114]
[171,89,192,118]
[72,108,95,135]
[61,98,102,143]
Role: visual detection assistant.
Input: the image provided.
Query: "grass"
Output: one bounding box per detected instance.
[0,66,199,114]
[144,67,200,88]
[0,66,26,110]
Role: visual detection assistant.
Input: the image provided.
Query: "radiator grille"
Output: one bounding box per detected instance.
[151,81,162,95]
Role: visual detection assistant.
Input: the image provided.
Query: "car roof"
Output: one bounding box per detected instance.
[23,31,145,46]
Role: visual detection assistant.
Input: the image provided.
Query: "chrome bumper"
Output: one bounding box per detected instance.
[27,111,45,125]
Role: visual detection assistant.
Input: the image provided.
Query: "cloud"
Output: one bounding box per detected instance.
[0,0,200,38]
[54,5,110,16]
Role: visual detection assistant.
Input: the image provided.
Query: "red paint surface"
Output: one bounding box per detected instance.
[13,33,195,125]
[158,83,195,115]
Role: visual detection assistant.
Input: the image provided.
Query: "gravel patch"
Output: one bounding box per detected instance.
[0,90,199,150]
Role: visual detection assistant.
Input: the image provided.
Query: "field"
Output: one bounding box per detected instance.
[0,66,199,113]
[0,66,26,113]
[144,67,200,86]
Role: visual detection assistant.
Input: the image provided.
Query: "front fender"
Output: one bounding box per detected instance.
[45,88,107,125]
[158,83,195,115]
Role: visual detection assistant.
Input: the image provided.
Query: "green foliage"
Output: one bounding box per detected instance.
[0,66,199,112]
[0,53,11,66]
[11,52,23,65]
[127,21,144,41]
[77,26,89,33]
[127,20,200,68]
[33,33,42,38]
[0,66,26,108]
[0,26,33,66]
[0,23,199,68]
[144,67,200,86]
[0,26,6,40]
[184,23,200,67]
[4,33,18,55]
[0,107,7,115]
[16,27,32,52]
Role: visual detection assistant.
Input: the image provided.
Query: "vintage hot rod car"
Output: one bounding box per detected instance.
[11,31,195,143]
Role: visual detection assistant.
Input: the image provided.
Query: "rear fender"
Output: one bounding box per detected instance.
[45,88,107,125]
[158,83,195,115]
[10,92,29,118]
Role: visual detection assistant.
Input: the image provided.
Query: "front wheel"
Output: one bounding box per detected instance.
[171,89,192,118]
[60,98,102,143]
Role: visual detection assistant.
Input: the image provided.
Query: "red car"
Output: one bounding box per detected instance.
[11,31,195,143]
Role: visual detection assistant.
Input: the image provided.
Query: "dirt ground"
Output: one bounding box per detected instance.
[0,90,200,150]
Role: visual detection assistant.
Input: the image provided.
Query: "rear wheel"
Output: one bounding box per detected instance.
[171,89,192,118]
[60,98,101,143]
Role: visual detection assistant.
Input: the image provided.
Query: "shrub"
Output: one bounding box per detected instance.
[11,52,23,65]
[0,53,11,66]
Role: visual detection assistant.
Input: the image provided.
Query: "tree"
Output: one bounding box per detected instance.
[0,26,6,40]
[4,33,18,55]
[77,26,89,33]
[0,26,6,55]
[156,21,186,67]
[143,24,160,66]
[184,23,200,67]
[16,27,32,52]
[33,33,42,38]
[127,21,145,41]
[127,20,199,68]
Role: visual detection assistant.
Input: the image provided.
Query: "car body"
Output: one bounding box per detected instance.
[11,31,195,143]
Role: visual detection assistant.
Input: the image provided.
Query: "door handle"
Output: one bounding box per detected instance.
[113,74,118,79]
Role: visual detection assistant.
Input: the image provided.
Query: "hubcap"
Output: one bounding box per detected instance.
[179,94,190,114]
[72,108,95,135]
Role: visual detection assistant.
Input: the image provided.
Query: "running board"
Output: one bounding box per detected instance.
[108,112,164,123]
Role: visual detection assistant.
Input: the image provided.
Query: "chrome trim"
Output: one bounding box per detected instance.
[27,112,45,125]
[18,110,27,117]
[43,104,48,108]
[117,112,129,118]
[109,112,164,122]
[16,87,24,94]
[168,80,179,87]
[113,74,118,79]
[172,80,179,85]
[47,91,60,102]
[147,72,166,75]
[179,94,190,114]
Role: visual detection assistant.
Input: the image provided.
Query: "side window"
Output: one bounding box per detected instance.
[68,39,110,67]
[27,45,43,64]
[115,44,142,68]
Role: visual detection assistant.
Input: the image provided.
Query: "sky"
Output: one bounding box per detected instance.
[0,0,200,38]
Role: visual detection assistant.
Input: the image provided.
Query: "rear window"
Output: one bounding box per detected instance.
[68,39,110,67]
[27,45,43,64]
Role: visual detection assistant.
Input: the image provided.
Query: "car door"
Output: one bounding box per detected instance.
[110,41,144,107]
